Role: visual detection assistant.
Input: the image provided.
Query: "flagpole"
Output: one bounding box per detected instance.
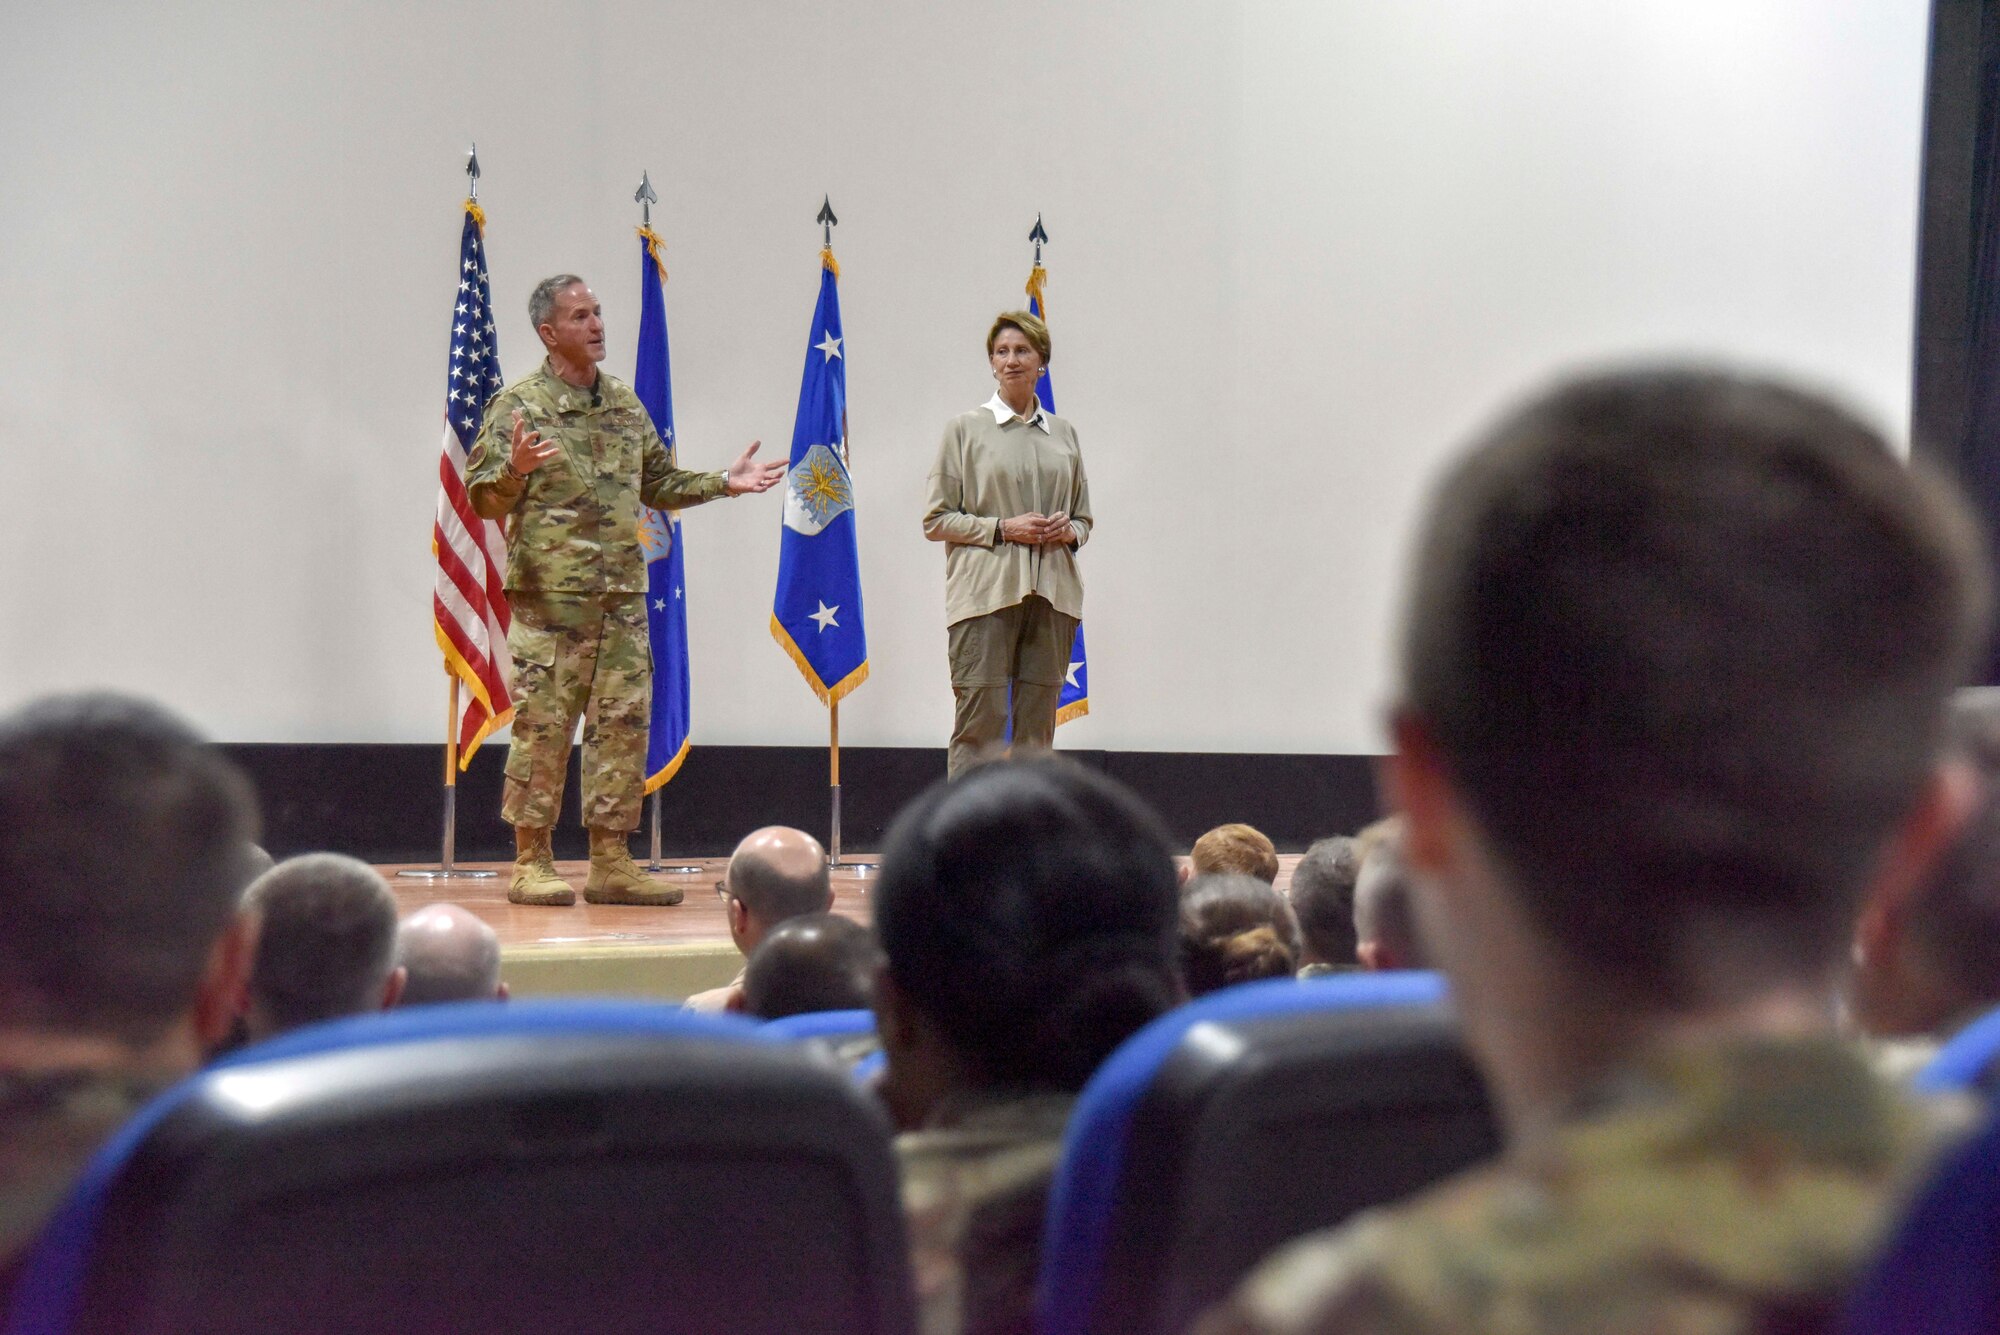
[826,699,874,873]
[403,146,498,882]
[404,668,498,879]
[829,700,841,864]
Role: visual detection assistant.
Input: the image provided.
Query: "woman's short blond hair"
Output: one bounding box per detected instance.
[987,310,1051,362]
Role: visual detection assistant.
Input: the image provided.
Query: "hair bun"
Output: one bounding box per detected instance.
[1217,925,1296,986]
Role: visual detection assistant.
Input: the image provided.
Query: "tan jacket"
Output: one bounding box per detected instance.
[923,398,1092,626]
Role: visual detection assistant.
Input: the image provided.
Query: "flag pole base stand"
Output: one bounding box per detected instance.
[644,791,702,874]
[826,778,877,875]
[403,779,494,879]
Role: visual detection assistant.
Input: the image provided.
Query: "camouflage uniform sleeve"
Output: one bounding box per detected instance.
[465,391,526,519]
[1190,1215,1441,1335]
[639,426,730,511]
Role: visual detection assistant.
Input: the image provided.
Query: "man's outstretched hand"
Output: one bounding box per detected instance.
[726,441,787,495]
[508,410,562,475]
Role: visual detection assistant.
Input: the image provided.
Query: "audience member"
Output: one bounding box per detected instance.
[396,903,508,1005]
[873,758,1182,1335]
[1180,873,1303,995]
[741,913,882,1020]
[0,693,261,1294]
[1353,816,1427,971]
[1287,835,1361,976]
[1199,366,1990,1334]
[239,854,404,1043]
[685,826,832,1013]
[1851,688,2000,1072]
[1188,822,1281,884]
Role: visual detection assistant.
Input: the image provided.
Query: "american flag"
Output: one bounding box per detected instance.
[430,200,513,762]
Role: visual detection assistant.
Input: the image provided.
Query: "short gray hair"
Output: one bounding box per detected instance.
[244,853,399,1031]
[528,274,586,331]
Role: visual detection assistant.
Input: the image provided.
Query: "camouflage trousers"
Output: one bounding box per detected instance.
[502,593,652,832]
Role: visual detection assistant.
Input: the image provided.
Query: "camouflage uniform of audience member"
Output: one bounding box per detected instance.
[2,1071,163,1288]
[1195,1037,1967,1335]
[468,360,730,906]
[898,1091,1075,1335]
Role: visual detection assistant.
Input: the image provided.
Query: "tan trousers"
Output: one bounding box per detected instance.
[946,595,1080,778]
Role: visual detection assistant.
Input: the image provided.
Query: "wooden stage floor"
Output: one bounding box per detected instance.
[377,853,1300,1001]
[376,855,879,1002]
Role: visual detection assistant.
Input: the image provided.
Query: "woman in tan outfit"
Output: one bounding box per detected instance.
[921,312,1093,777]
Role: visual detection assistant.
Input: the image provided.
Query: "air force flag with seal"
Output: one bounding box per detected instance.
[770,247,868,704]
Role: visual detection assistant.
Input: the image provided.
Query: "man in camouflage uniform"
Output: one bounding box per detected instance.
[468,275,783,907]
[1196,368,1991,1334]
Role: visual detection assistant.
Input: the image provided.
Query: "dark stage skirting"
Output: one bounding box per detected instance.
[225,744,1383,864]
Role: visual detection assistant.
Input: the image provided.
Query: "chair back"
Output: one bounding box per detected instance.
[7,1000,915,1335]
[762,1008,877,1041]
[1914,1003,2000,1095]
[1038,972,1498,1335]
[1838,1104,2000,1335]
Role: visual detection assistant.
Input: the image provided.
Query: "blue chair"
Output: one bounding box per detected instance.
[1037,972,1498,1335]
[762,1007,877,1042]
[7,999,915,1335]
[1914,1003,2000,1095]
[1838,1104,2000,1334]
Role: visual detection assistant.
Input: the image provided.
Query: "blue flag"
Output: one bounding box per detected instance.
[634,228,692,789]
[1027,263,1090,725]
[771,248,868,703]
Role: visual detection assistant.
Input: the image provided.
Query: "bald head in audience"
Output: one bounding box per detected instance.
[685,826,832,1012]
[240,854,404,1042]
[396,904,507,1005]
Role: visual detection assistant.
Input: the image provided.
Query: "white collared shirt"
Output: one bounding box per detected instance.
[984,392,1053,434]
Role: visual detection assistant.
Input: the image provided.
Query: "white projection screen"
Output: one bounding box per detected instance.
[0,2,1930,753]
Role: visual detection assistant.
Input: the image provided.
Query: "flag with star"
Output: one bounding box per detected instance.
[770,246,868,703]
[430,198,512,765]
[634,226,693,790]
[1026,260,1090,725]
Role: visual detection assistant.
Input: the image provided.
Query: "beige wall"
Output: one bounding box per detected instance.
[0,1,1929,753]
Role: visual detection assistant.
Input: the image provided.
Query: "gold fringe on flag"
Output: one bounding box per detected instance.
[638,225,669,283]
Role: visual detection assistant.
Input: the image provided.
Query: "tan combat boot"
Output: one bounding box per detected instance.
[583,827,683,905]
[508,825,576,907]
